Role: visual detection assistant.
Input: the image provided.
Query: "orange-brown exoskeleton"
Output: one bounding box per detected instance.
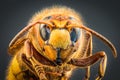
[6,6,117,80]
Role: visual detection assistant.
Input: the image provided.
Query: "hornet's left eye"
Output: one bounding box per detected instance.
[70,28,81,42]
[39,24,50,41]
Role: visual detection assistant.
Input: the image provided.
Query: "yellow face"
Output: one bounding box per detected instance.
[29,8,82,65]
[49,29,71,49]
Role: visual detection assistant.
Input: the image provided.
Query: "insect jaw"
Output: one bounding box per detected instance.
[41,27,77,65]
[56,48,62,65]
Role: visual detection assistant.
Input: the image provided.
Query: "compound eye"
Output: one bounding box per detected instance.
[44,16,52,20]
[70,28,81,42]
[39,24,50,41]
[69,16,76,21]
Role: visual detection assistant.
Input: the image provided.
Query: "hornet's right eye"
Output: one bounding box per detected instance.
[39,24,50,41]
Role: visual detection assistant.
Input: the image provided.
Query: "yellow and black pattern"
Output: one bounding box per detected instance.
[6,6,117,80]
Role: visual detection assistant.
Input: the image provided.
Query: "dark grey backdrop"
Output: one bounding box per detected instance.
[0,0,120,80]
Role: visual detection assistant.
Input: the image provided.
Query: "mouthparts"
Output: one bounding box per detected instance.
[56,48,62,65]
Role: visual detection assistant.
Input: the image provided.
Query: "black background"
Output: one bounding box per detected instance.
[0,0,120,80]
